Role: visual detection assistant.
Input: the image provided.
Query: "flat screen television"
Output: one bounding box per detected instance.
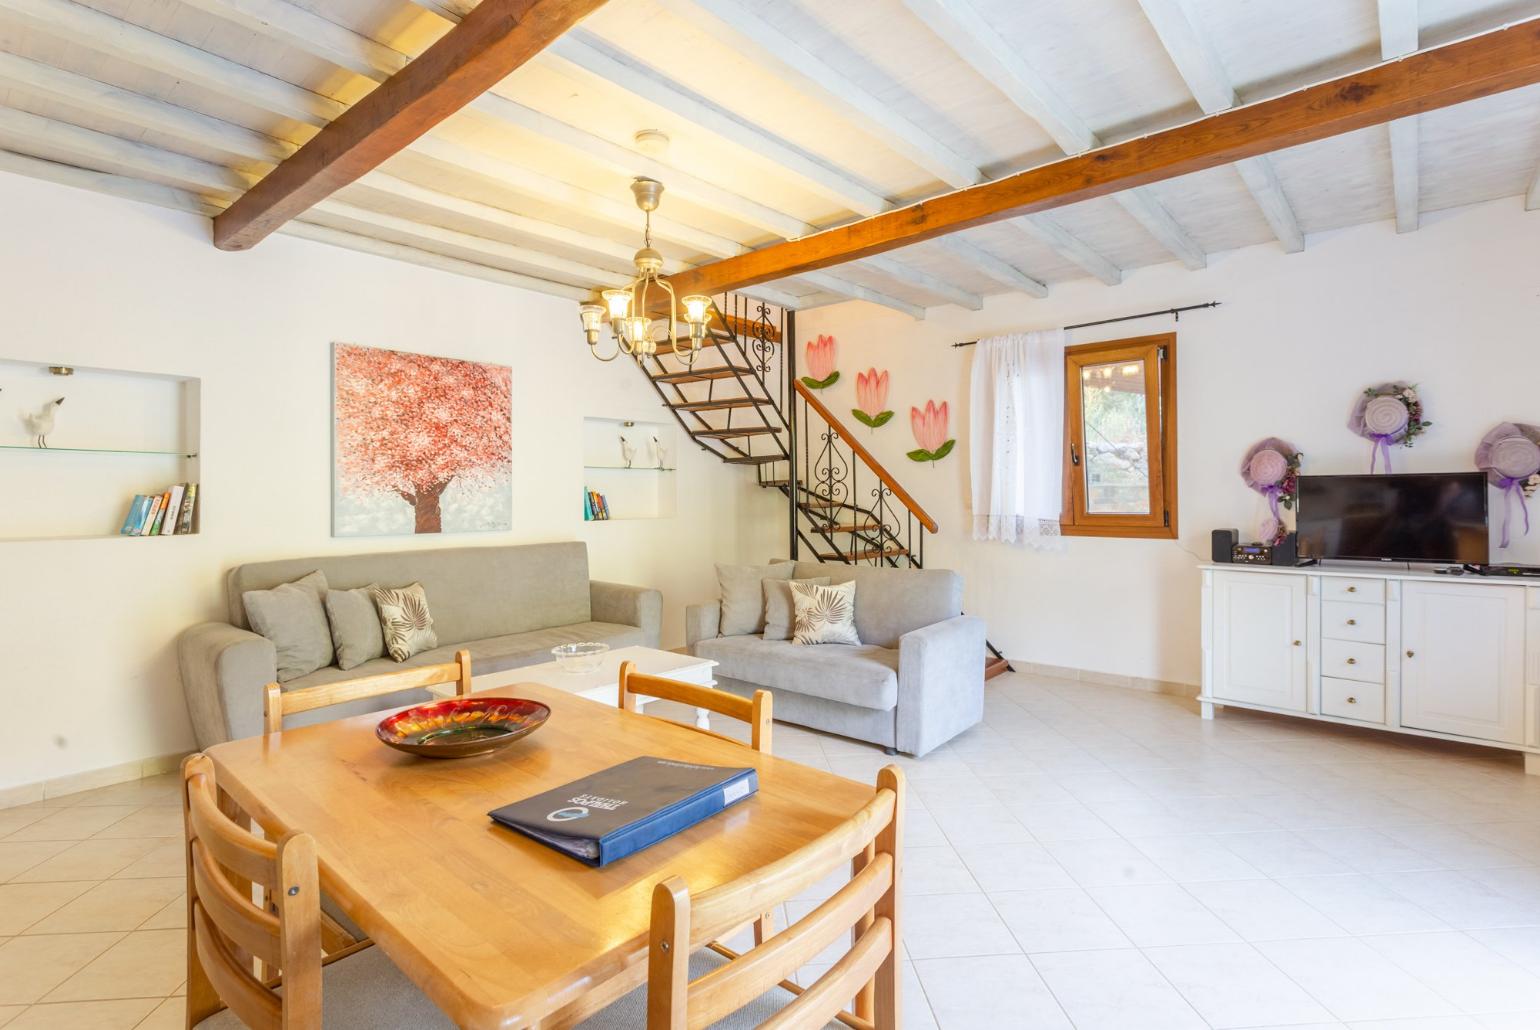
[1296,472,1489,564]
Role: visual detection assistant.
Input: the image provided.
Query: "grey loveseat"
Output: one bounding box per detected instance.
[178,542,660,747]
[686,561,984,757]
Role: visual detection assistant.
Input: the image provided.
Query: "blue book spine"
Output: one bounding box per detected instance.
[120,495,147,535]
[596,769,758,866]
[583,490,593,521]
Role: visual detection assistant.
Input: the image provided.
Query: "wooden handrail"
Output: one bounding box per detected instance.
[793,379,939,534]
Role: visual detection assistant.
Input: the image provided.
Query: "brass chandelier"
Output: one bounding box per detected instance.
[577,178,711,363]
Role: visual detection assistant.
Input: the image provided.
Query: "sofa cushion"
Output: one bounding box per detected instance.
[324,585,384,670]
[693,635,899,710]
[790,562,962,649]
[791,580,860,646]
[226,542,592,644]
[762,576,829,641]
[717,562,794,637]
[242,571,333,682]
[371,582,438,662]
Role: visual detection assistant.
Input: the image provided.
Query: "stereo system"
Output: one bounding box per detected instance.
[1211,528,1297,567]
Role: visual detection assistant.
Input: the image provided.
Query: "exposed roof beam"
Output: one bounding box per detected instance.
[656,0,979,188]
[796,272,925,320]
[0,146,221,216]
[176,0,408,79]
[0,0,341,126]
[1379,0,1421,233]
[213,0,609,251]
[863,255,982,309]
[1136,0,1303,253]
[1010,217,1121,286]
[901,0,1207,269]
[662,20,1540,297]
[936,237,1047,297]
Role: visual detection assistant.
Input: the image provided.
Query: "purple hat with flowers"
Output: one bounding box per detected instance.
[1240,437,1301,545]
[1350,382,1430,473]
[1476,423,1540,549]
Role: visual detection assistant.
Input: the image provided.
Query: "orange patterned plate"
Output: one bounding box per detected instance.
[376,697,550,759]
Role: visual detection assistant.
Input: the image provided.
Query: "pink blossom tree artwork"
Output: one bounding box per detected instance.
[908,400,955,463]
[333,343,512,537]
[852,368,894,429]
[801,334,839,390]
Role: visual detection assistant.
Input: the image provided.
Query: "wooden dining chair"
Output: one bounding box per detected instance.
[181,753,455,1030]
[576,766,904,1030]
[618,659,773,754]
[263,648,472,736]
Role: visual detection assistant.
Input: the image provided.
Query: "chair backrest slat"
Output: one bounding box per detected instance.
[686,853,892,1027]
[186,774,278,888]
[190,840,282,968]
[264,649,473,734]
[192,902,283,1030]
[646,766,905,1030]
[619,662,772,753]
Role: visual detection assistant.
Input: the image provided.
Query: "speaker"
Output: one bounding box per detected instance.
[1211,528,1238,563]
[1270,532,1298,566]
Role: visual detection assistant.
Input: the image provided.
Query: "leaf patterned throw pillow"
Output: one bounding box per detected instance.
[371,582,438,662]
[791,580,861,646]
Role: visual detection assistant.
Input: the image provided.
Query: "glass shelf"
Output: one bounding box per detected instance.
[0,444,196,458]
[583,465,676,472]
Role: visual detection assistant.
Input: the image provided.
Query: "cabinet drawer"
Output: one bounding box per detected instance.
[1321,639,1385,683]
[1321,577,1385,604]
[1321,676,1385,722]
[1321,601,1385,644]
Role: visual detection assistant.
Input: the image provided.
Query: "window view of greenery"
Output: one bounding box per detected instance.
[1080,360,1150,514]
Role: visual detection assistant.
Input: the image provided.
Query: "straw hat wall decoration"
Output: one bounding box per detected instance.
[1240,438,1302,546]
[1349,382,1431,473]
[1475,423,1540,548]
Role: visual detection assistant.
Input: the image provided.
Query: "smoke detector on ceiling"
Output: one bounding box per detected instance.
[633,129,670,157]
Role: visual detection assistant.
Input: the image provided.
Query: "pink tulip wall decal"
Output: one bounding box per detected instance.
[908,400,955,463]
[852,368,894,429]
[800,334,840,390]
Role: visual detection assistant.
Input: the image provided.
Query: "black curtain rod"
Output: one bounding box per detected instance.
[950,301,1221,348]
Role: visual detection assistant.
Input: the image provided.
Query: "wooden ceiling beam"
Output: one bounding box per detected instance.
[1011,216,1122,286]
[1378,0,1422,234]
[211,0,609,251]
[1136,0,1304,253]
[662,19,1540,298]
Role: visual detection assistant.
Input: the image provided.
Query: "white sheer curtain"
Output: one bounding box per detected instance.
[969,329,1067,547]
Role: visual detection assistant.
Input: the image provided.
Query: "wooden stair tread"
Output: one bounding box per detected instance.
[694,427,781,439]
[816,547,909,561]
[723,454,783,465]
[672,398,774,412]
[984,655,1010,681]
[651,366,748,384]
[826,523,880,533]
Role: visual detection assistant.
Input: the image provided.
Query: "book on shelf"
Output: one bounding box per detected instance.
[119,495,149,535]
[177,483,197,534]
[120,482,198,536]
[139,494,163,535]
[149,490,172,535]
[584,489,611,521]
[583,489,593,521]
[161,484,185,535]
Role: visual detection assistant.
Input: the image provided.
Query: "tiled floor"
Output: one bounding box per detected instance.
[6,670,1540,1029]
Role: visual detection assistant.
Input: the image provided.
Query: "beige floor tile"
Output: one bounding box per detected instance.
[136,897,185,931]
[5,998,157,1030]
[10,840,161,884]
[25,879,185,935]
[0,1005,22,1028]
[109,843,182,881]
[5,808,140,844]
[0,807,58,839]
[89,809,181,841]
[0,842,72,883]
[67,778,179,810]
[0,883,94,935]
[43,930,184,1003]
[0,934,123,1005]
[132,997,183,1030]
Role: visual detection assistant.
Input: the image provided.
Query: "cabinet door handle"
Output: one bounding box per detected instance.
[1346,618,1357,626]
[1293,640,1302,647]
[1346,657,1358,665]
[1406,650,1415,658]
[1346,696,1358,704]
[1347,585,1357,593]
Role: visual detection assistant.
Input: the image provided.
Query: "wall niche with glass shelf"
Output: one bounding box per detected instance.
[581,415,676,521]
[0,358,201,541]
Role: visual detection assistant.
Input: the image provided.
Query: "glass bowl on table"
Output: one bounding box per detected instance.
[550,641,609,674]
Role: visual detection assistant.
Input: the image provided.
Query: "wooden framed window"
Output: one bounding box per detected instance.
[1062,333,1177,539]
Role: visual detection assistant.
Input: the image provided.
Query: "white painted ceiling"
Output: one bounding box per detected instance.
[0,0,1536,316]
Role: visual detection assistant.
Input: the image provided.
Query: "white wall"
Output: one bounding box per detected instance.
[0,173,781,794]
[798,199,1540,687]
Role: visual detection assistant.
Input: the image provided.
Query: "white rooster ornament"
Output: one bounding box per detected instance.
[24,396,64,448]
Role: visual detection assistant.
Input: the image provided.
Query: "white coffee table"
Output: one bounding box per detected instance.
[439,645,719,728]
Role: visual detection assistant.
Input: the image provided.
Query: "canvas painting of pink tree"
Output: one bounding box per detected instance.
[333,343,512,537]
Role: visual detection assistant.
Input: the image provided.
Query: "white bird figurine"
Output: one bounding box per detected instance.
[25,396,64,448]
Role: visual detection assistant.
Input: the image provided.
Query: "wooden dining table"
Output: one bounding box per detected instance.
[205,680,875,1030]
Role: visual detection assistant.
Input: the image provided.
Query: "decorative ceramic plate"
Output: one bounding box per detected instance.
[376,697,550,758]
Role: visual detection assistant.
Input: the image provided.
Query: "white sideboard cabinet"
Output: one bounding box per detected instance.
[1200,565,1540,774]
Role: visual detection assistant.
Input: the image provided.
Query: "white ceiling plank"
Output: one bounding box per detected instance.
[864,255,982,310]
[0,0,342,126]
[656,0,980,189]
[901,0,1206,270]
[1527,166,1539,211]
[0,104,247,195]
[1136,0,1303,253]
[1011,216,1121,286]
[284,220,594,300]
[547,30,889,216]
[0,146,221,215]
[937,237,1047,297]
[401,0,476,21]
[1378,0,1421,233]
[0,50,294,168]
[176,0,407,79]
[797,271,925,319]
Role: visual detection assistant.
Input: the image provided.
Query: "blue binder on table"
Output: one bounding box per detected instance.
[488,756,758,867]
